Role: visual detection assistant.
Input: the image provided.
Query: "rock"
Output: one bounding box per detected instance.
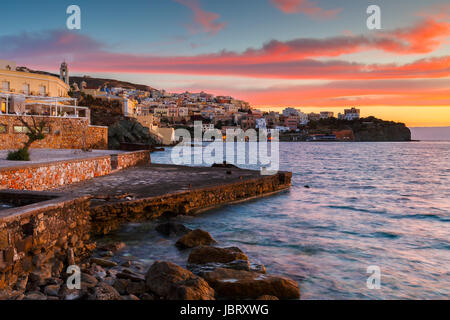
[188,246,248,264]
[127,281,146,295]
[145,261,215,300]
[140,293,156,300]
[67,248,75,266]
[81,273,99,289]
[121,261,132,267]
[14,275,28,292]
[28,268,52,288]
[23,291,47,300]
[0,290,24,300]
[99,242,126,253]
[113,278,130,295]
[257,295,279,300]
[44,284,60,297]
[90,258,118,268]
[155,222,192,236]
[123,294,140,300]
[199,268,300,300]
[88,282,123,300]
[175,229,217,249]
[100,251,114,257]
[59,286,86,300]
[116,268,145,282]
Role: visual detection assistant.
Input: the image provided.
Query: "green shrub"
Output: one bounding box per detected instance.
[7,148,30,161]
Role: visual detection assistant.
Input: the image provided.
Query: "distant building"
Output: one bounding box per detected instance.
[284,116,298,130]
[255,118,267,129]
[308,113,321,121]
[320,111,334,119]
[338,107,360,121]
[282,107,299,117]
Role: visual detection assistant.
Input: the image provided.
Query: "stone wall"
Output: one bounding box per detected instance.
[0,151,150,191]
[0,115,107,150]
[90,172,292,235]
[117,150,150,170]
[0,170,291,291]
[0,193,94,290]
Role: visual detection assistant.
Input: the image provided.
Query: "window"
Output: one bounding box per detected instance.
[39,85,46,96]
[2,81,10,92]
[22,84,30,95]
[14,126,30,134]
[0,124,7,133]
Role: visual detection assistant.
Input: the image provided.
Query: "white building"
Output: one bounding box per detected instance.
[282,107,299,117]
[255,118,267,129]
[338,107,360,121]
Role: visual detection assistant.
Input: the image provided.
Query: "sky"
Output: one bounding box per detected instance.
[0,0,449,128]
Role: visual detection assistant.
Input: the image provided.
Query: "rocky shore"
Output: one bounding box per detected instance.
[0,221,300,300]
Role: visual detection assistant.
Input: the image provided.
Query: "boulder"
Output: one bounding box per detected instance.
[188,246,248,264]
[90,258,118,268]
[113,278,130,295]
[88,282,123,300]
[145,261,215,300]
[155,222,192,236]
[81,273,99,289]
[200,268,300,300]
[176,229,217,249]
[98,242,126,253]
[23,291,47,300]
[44,284,60,297]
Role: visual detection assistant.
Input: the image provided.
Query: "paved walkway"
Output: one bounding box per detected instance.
[55,163,263,204]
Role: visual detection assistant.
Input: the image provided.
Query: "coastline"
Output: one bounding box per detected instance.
[0,162,294,300]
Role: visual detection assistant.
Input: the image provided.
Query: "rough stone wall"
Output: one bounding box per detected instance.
[0,151,150,191]
[117,150,151,170]
[0,115,107,150]
[0,195,94,290]
[90,172,292,235]
[0,157,111,191]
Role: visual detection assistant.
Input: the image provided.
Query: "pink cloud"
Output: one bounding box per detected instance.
[270,0,341,18]
[175,0,226,35]
[1,17,449,82]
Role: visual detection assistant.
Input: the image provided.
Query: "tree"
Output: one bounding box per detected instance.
[7,116,48,161]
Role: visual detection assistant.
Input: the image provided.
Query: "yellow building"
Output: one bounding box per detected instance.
[0,60,69,98]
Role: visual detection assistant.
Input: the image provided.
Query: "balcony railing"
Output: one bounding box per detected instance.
[0,92,89,120]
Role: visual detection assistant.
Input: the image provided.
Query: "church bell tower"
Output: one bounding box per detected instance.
[60,61,69,85]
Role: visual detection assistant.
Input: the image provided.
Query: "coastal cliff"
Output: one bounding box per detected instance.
[353,121,411,141]
[306,116,411,142]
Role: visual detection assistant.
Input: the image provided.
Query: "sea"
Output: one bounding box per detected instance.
[104,142,450,299]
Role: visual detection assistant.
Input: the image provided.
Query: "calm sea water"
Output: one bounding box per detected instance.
[107,142,450,299]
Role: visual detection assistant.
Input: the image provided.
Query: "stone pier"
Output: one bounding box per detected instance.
[0,162,291,291]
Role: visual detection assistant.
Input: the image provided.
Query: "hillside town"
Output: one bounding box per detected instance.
[1,61,410,148]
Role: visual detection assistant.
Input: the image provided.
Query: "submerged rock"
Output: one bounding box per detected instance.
[90,258,118,268]
[155,222,192,236]
[188,246,248,264]
[145,261,215,300]
[176,229,217,249]
[199,267,300,300]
